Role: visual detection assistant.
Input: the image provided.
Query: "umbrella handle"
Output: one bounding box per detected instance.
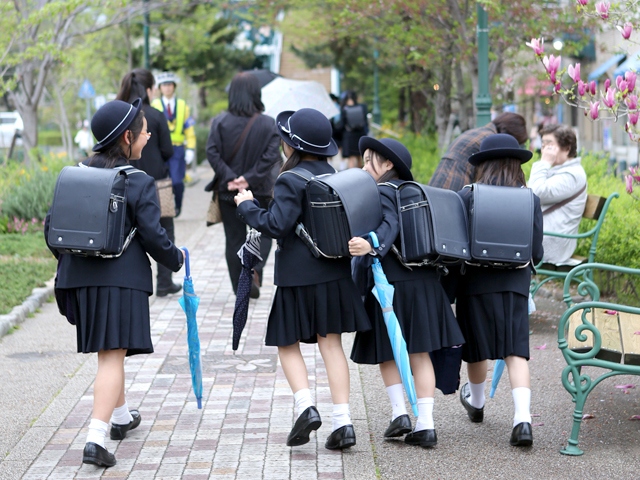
[369,232,381,265]
[181,246,190,277]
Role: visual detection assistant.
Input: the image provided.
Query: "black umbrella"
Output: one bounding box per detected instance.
[225,69,280,92]
[232,228,262,351]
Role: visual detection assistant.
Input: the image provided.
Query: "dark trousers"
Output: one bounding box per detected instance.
[157,216,176,290]
[168,145,186,211]
[219,194,273,294]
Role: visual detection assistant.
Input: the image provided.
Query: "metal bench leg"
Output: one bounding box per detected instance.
[560,365,587,456]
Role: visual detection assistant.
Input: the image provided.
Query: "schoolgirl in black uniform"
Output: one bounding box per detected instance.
[455,134,543,447]
[350,137,465,448]
[46,99,185,467]
[234,108,371,450]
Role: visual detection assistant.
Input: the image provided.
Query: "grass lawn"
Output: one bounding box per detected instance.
[0,232,56,315]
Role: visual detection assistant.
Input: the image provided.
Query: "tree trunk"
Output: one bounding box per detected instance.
[454,61,472,132]
[17,103,39,162]
[51,85,73,160]
[198,85,208,109]
[435,60,453,150]
[398,87,406,127]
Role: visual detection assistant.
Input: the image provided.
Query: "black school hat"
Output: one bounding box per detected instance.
[468,133,533,166]
[276,108,339,157]
[91,98,142,152]
[359,136,413,181]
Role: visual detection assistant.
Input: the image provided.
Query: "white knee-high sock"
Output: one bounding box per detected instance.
[469,381,486,409]
[86,418,109,448]
[332,403,351,431]
[414,397,434,431]
[512,387,532,426]
[385,384,407,420]
[293,388,314,417]
[110,402,133,425]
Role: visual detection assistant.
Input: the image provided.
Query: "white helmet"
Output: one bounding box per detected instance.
[156,71,179,86]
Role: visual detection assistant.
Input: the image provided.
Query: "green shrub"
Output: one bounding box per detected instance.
[38,130,63,146]
[195,125,210,166]
[395,132,440,184]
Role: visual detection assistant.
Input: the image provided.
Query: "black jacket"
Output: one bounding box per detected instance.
[206,112,281,197]
[135,104,174,180]
[45,157,183,294]
[453,186,544,297]
[236,160,351,287]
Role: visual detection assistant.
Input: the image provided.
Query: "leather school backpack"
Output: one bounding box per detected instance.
[343,104,367,131]
[47,164,142,258]
[467,183,534,268]
[393,182,471,267]
[282,167,382,258]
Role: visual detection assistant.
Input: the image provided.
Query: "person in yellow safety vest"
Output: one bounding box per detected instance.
[152,71,196,217]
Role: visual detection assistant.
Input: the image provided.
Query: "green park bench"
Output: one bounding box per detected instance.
[530,192,619,301]
[557,263,640,455]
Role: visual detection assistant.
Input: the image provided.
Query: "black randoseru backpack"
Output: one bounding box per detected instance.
[47,164,143,258]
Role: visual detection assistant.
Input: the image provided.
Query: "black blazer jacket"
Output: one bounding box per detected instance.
[45,157,183,294]
[135,104,174,180]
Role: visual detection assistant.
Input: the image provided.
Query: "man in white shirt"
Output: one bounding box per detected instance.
[528,124,587,266]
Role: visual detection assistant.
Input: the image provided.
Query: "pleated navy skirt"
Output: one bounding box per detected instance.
[265,276,371,347]
[456,291,530,363]
[72,286,153,356]
[350,273,465,365]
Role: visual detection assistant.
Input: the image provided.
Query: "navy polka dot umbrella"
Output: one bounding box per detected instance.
[232,228,262,352]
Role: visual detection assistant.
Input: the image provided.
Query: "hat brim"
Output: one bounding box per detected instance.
[468,147,533,166]
[93,98,143,152]
[276,110,339,157]
[359,136,413,181]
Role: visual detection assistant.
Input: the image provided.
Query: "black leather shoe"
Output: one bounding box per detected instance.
[110,410,141,440]
[82,442,116,467]
[460,382,484,423]
[383,414,412,438]
[156,283,182,297]
[325,424,356,450]
[286,406,322,446]
[510,422,533,447]
[404,429,437,448]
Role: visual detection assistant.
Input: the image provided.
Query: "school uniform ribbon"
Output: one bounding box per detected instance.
[369,232,419,416]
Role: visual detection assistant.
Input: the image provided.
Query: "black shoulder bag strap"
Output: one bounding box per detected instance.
[542,184,586,216]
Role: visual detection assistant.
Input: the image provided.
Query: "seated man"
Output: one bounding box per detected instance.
[528,124,587,266]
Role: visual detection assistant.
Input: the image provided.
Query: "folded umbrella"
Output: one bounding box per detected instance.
[369,232,419,416]
[177,247,203,409]
[232,228,263,352]
[489,359,505,399]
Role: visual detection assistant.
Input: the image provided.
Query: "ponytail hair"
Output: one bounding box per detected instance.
[280,150,327,174]
[116,69,155,105]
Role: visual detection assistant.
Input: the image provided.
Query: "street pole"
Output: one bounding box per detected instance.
[373,47,381,125]
[475,4,492,127]
[143,0,150,69]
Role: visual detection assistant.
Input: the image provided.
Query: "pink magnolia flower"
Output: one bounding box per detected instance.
[604,78,611,91]
[543,55,562,76]
[577,0,588,4]
[589,80,597,95]
[617,23,633,40]
[603,87,617,108]
[577,80,588,96]
[630,111,640,125]
[568,63,581,83]
[628,174,636,194]
[526,38,544,55]
[596,1,610,19]
[589,100,600,119]
[626,94,638,110]
[625,71,637,93]
[630,166,640,182]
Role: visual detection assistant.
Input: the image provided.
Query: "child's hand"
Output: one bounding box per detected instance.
[234,189,254,206]
[349,237,373,256]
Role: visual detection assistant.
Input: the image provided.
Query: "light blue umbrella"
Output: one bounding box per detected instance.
[369,232,418,416]
[489,360,505,398]
[178,247,203,409]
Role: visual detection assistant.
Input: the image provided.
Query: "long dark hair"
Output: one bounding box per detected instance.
[116,69,155,105]
[228,72,264,117]
[91,110,145,168]
[474,158,526,187]
[366,150,399,184]
[340,90,358,109]
[280,148,326,174]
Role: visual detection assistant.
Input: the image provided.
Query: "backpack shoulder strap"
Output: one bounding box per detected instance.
[279,166,314,182]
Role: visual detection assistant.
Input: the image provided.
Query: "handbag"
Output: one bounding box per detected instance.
[206,191,222,226]
[155,177,176,218]
[205,113,260,227]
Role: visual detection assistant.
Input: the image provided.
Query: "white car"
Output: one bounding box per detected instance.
[0,111,23,148]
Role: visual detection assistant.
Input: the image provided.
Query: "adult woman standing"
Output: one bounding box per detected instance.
[350,137,465,448]
[455,134,543,446]
[46,100,185,467]
[234,108,371,450]
[206,72,281,298]
[116,68,181,297]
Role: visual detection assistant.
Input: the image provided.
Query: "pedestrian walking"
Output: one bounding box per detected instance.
[152,71,196,217]
[454,134,543,447]
[45,99,185,467]
[206,72,280,298]
[349,137,465,448]
[74,119,94,158]
[338,90,369,169]
[234,108,371,450]
[117,68,182,297]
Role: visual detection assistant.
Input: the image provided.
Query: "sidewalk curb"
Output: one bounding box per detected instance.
[0,279,54,339]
